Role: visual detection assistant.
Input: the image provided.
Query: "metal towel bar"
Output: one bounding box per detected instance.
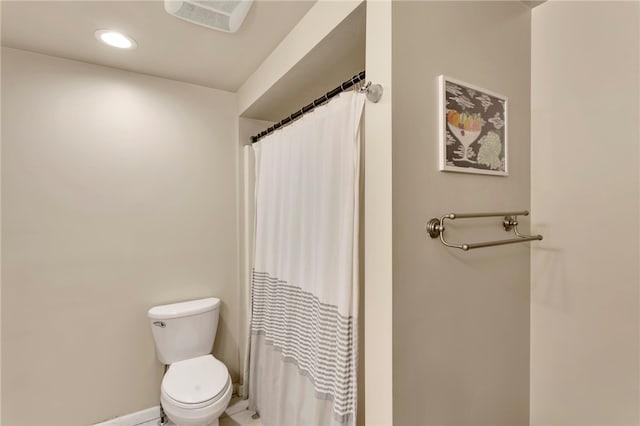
[426,210,543,251]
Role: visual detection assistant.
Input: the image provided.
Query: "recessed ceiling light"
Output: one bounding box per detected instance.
[95,30,137,49]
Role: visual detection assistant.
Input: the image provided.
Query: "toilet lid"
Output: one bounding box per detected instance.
[163,355,229,405]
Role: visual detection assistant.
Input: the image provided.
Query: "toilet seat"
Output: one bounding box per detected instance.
[160,354,233,426]
[162,355,230,407]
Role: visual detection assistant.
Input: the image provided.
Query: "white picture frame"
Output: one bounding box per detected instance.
[439,75,508,176]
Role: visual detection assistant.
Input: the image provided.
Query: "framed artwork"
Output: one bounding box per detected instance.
[439,75,508,176]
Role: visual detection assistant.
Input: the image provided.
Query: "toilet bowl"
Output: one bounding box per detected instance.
[160,355,232,426]
[148,298,232,426]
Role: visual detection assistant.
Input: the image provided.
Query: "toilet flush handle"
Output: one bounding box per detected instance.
[153,321,166,328]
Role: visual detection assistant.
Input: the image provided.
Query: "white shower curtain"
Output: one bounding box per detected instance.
[249,91,365,426]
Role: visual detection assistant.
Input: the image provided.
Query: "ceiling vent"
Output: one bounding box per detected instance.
[164,1,253,33]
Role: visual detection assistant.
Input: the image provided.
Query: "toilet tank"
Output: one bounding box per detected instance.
[148,297,220,365]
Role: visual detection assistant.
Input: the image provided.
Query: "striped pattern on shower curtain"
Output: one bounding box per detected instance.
[251,270,355,420]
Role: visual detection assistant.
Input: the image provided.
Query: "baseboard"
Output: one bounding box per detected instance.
[93,406,160,426]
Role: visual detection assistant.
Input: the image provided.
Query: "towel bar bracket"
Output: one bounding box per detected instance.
[503,216,517,232]
[426,217,444,239]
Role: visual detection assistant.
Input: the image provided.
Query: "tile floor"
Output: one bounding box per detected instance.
[220,398,262,426]
[136,397,261,426]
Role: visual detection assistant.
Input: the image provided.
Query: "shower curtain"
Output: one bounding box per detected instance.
[249,91,365,426]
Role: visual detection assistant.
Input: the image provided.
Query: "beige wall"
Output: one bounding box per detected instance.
[364,1,393,424]
[530,2,640,424]
[236,0,363,116]
[392,2,532,424]
[1,48,239,425]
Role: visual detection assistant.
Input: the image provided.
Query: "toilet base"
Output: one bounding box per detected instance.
[162,414,220,426]
[162,402,225,426]
[162,410,221,426]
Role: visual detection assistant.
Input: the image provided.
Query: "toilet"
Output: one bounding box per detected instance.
[148,297,232,426]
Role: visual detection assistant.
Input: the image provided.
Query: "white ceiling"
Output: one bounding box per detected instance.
[0,1,316,92]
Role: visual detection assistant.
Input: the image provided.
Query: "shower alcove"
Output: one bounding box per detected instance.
[235,2,392,425]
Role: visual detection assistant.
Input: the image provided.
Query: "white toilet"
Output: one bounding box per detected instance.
[148,297,232,426]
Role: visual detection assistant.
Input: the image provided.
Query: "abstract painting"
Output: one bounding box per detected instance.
[439,75,508,176]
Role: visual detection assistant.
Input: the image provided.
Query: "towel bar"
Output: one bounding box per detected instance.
[426,210,543,251]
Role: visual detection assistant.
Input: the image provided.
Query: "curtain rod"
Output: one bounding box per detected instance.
[250,71,367,144]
